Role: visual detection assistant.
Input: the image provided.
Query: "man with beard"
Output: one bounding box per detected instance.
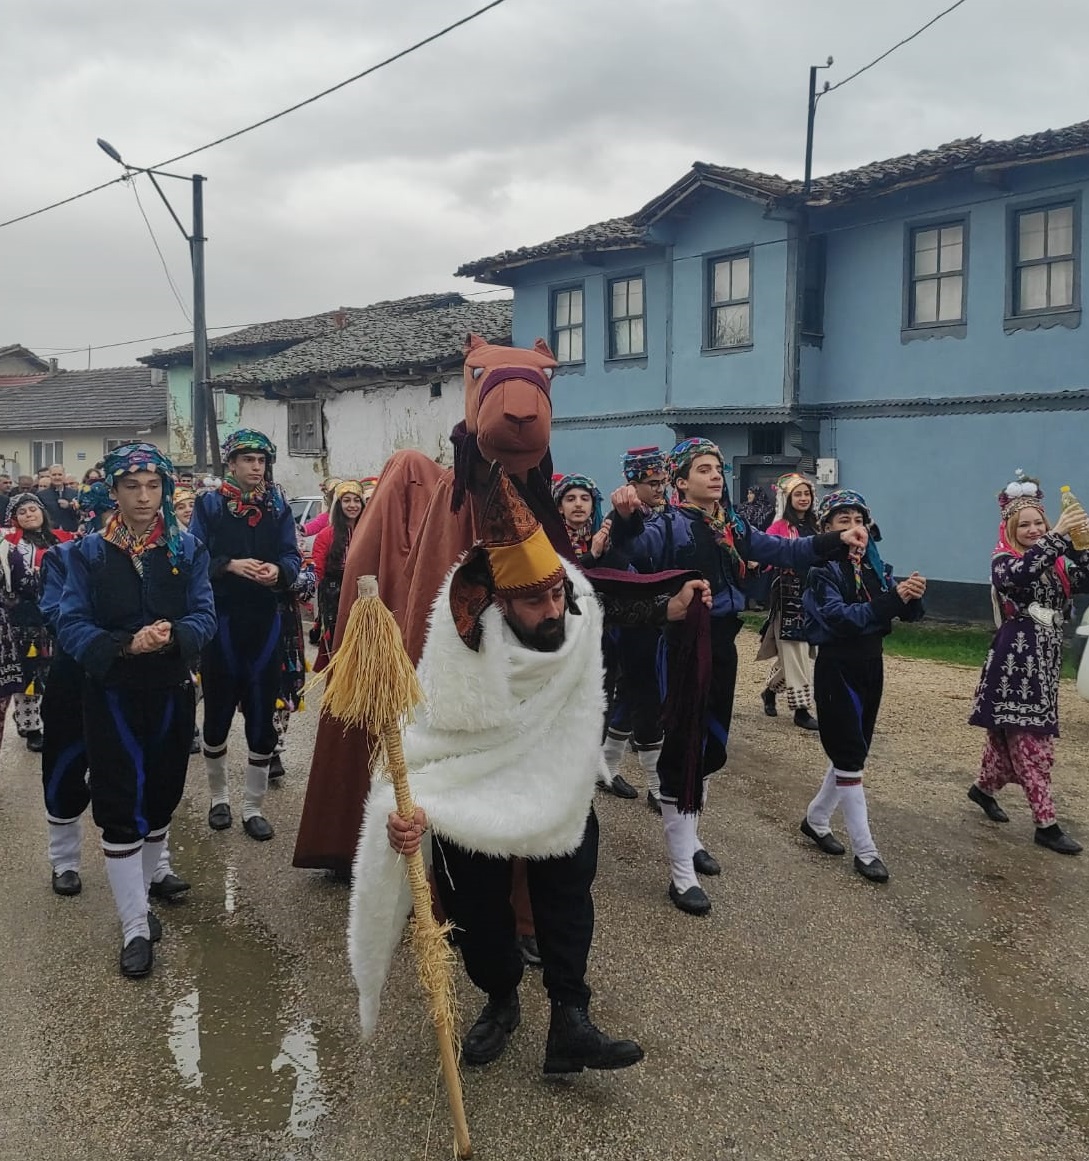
[350,469,710,1074]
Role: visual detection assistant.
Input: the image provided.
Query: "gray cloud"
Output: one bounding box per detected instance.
[2,0,1086,366]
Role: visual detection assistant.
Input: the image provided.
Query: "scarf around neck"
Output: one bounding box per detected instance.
[680,501,746,578]
[220,476,269,526]
[103,513,165,576]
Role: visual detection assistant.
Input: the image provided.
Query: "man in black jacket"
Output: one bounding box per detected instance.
[39,463,80,533]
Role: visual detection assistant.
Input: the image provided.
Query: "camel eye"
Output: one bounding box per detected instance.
[471,366,485,380]
[543,367,554,380]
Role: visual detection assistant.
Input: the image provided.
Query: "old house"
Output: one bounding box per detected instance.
[210,293,512,497]
[457,119,1089,617]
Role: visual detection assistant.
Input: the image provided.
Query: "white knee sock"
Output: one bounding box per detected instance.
[695,777,710,851]
[806,764,839,835]
[152,829,174,883]
[104,844,151,945]
[47,815,83,874]
[635,744,661,798]
[601,730,629,781]
[204,741,229,805]
[838,775,879,862]
[661,803,700,893]
[142,828,168,897]
[242,751,272,821]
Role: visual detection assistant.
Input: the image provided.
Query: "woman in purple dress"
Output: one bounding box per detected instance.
[967,471,1089,854]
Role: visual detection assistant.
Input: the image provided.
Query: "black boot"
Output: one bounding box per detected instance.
[967,783,1009,823]
[761,689,778,717]
[462,992,520,1066]
[26,730,44,752]
[268,753,286,780]
[600,773,638,799]
[543,1002,645,1074]
[793,708,819,731]
[1034,824,1083,855]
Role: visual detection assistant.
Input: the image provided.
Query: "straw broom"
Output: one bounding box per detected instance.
[320,575,472,1160]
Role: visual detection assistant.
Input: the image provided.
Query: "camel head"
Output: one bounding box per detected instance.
[462,334,557,477]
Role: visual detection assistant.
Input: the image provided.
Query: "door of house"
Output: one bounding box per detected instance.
[735,456,800,508]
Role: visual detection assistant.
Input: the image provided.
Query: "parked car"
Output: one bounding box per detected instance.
[289,495,324,531]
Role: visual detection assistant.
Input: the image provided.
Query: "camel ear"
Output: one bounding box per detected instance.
[465,333,487,351]
[533,338,556,360]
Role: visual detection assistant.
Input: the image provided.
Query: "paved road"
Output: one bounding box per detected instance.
[1,635,1087,1161]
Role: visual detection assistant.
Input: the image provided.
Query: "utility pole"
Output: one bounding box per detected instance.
[803,57,833,196]
[191,175,210,473]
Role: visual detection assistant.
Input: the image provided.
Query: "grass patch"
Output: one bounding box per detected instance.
[739,612,1078,678]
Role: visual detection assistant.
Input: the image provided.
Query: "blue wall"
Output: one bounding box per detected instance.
[823,408,1088,584]
[550,422,677,499]
[809,159,1089,404]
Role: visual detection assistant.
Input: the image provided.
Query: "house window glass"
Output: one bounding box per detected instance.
[551,287,584,364]
[749,426,783,456]
[103,438,128,455]
[213,389,226,421]
[32,440,63,472]
[910,223,965,326]
[608,276,645,358]
[708,253,752,349]
[287,399,324,456]
[1014,204,1075,314]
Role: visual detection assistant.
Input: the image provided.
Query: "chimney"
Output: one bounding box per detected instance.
[332,309,348,331]
[47,357,59,372]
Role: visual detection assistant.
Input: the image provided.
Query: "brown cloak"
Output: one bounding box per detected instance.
[292,450,447,873]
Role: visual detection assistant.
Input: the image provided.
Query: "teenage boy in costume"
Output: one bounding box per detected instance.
[610,438,865,916]
[188,430,300,840]
[56,444,214,977]
[799,489,925,883]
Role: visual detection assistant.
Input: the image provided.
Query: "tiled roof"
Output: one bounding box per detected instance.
[0,366,166,430]
[215,296,512,388]
[455,218,650,280]
[0,344,50,372]
[460,119,1089,278]
[138,293,466,368]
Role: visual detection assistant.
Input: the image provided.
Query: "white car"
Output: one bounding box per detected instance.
[289,496,324,554]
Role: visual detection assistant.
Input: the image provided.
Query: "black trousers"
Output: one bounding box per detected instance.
[433,810,599,1008]
[814,650,884,773]
[608,627,664,746]
[658,616,741,800]
[84,679,196,845]
[41,650,89,821]
[201,607,282,754]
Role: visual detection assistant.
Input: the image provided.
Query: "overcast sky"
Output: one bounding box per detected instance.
[2,0,1086,369]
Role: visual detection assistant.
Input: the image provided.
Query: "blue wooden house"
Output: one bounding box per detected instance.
[457,120,1089,617]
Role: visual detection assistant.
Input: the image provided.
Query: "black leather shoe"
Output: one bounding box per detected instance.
[208,803,232,831]
[242,815,275,841]
[853,856,889,883]
[462,993,520,1066]
[1035,826,1083,855]
[800,818,846,856]
[120,936,153,979]
[600,773,638,799]
[543,1003,644,1074]
[793,709,819,731]
[268,754,286,780]
[149,873,190,901]
[308,624,321,645]
[517,934,542,966]
[693,848,721,876]
[148,912,163,943]
[762,690,778,717]
[26,730,44,752]
[668,882,711,916]
[646,792,662,816]
[51,870,82,896]
[968,784,1010,823]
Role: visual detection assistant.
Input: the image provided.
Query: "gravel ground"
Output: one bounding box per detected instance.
[1,627,1088,1161]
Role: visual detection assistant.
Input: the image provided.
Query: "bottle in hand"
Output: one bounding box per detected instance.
[1060,486,1089,551]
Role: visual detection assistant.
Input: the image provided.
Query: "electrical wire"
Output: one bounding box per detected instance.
[29,326,258,357]
[128,177,193,324]
[822,0,971,97]
[0,0,512,231]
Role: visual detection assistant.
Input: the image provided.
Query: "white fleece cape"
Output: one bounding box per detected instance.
[347,560,606,1037]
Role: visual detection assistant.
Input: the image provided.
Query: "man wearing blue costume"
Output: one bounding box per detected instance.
[57,443,215,977]
[610,438,866,916]
[188,430,300,841]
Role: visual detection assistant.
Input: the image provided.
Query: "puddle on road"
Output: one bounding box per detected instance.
[150,816,338,1142]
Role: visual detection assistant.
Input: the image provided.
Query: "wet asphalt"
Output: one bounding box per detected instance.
[1,632,1088,1161]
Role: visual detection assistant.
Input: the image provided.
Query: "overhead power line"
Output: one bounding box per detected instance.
[128,177,193,324]
[823,0,971,97]
[29,325,258,358]
[0,0,512,231]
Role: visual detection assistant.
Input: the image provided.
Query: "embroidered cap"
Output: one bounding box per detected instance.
[816,488,871,527]
[622,446,666,483]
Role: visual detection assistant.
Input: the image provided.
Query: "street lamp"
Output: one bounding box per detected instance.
[97,137,220,473]
[802,58,834,196]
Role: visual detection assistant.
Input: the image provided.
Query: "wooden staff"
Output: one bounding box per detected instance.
[320,575,471,1160]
